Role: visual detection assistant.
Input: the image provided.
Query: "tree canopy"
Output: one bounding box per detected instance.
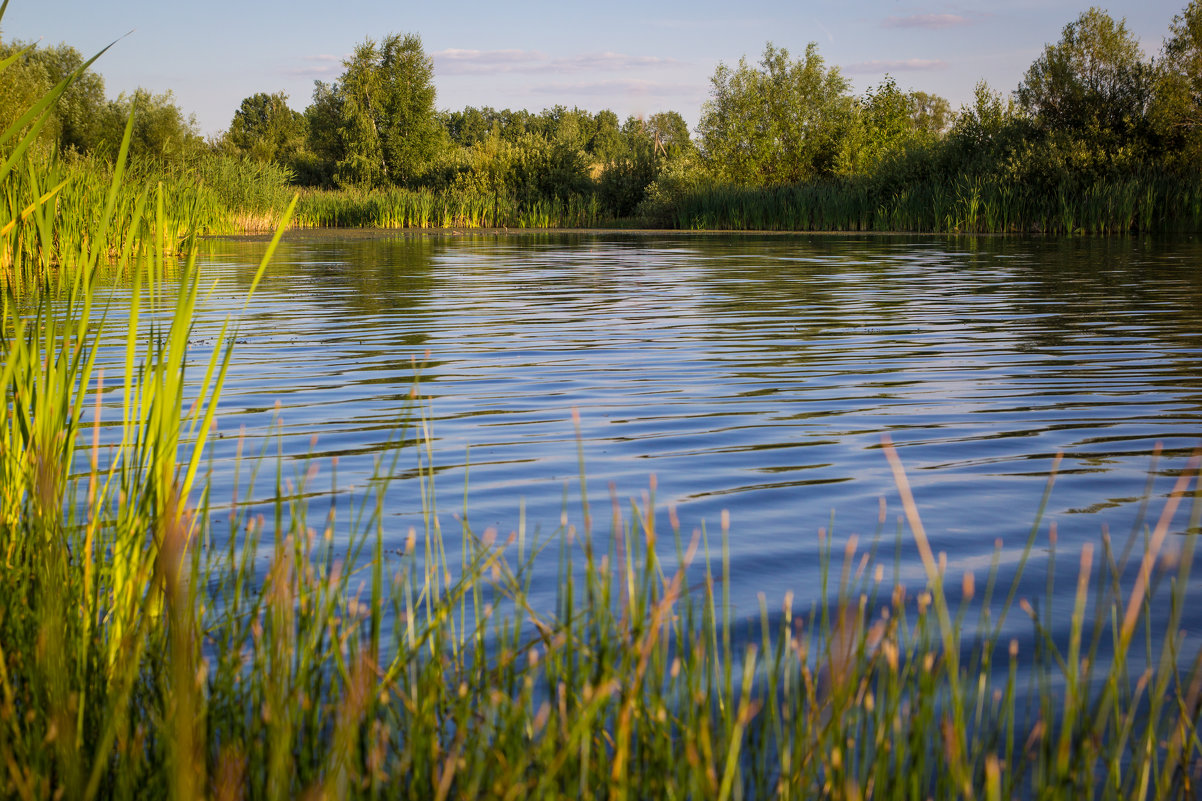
[225,91,306,164]
[1016,8,1151,142]
[318,33,444,187]
[697,43,856,185]
[1153,0,1202,167]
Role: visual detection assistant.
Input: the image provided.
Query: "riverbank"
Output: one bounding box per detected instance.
[212,173,1202,238]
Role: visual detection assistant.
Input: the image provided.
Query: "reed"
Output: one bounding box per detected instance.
[664,173,1202,234]
[5,17,1202,800]
[290,186,608,230]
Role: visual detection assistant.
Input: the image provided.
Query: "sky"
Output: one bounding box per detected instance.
[1,0,1192,138]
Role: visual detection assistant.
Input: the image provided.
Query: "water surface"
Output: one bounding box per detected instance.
[117,232,1202,633]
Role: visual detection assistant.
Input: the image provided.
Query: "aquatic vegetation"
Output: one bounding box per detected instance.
[660,174,1202,235]
[291,186,605,229]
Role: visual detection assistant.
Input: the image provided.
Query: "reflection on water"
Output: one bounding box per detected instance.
[94,232,1202,635]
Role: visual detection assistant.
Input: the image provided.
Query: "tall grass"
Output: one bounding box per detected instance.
[292,187,607,229]
[664,174,1202,234]
[5,16,1202,800]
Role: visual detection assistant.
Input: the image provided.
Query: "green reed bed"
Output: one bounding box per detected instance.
[670,174,1202,235]
[0,150,234,281]
[293,187,606,230]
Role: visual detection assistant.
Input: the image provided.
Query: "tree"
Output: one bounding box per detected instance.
[0,40,53,146]
[941,81,1028,176]
[323,33,445,187]
[1153,0,1202,166]
[304,80,342,182]
[589,110,623,162]
[95,89,201,162]
[855,77,913,168]
[645,111,692,157]
[226,91,306,165]
[0,40,105,153]
[909,91,952,137]
[443,106,497,147]
[697,42,856,185]
[1016,8,1151,143]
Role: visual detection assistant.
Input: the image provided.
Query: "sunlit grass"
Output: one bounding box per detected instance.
[290,187,606,230]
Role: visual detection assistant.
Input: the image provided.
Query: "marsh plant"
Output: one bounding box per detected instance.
[4,6,1202,800]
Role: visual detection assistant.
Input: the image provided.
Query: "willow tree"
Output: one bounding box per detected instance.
[319,32,444,188]
[697,42,856,185]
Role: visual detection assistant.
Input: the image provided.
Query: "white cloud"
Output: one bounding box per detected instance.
[882,14,971,29]
[280,53,344,79]
[432,49,680,76]
[843,58,948,73]
[527,79,695,98]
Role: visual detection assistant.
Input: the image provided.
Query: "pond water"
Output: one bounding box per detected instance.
[116,232,1202,639]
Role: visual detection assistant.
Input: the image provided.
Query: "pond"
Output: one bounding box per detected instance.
[121,231,1202,640]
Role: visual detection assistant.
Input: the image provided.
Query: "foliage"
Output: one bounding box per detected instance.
[596,116,673,216]
[23,1,1202,233]
[1016,7,1152,163]
[223,90,307,166]
[697,42,857,185]
[1153,0,1202,169]
[323,33,446,188]
[0,40,106,153]
[96,88,202,162]
[909,90,952,136]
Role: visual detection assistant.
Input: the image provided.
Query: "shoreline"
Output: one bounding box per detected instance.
[204,225,1086,243]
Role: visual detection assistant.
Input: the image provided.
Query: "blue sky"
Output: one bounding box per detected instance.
[1,0,1190,137]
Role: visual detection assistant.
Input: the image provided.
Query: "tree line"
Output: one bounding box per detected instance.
[4,3,1202,228]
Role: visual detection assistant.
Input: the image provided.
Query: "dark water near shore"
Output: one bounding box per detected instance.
[108,232,1202,639]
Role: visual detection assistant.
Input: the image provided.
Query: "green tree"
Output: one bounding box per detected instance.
[95,89,200,162]
[0,40,105,153]
[302,80,342,184]
[0,40,52,146]
[941,81,1028,176]
[1153,0,1202,167]
[845,79,952,175]
[225,91,306,165]
[589,109,623,163]
[853,77,914,170]
[443,106,497,146]
[1016,8,1151,144]
[506,130,590,201]
[324,33,444,187]
[909,91,952,137]
[697,42,856,185]
[645,111,692,157]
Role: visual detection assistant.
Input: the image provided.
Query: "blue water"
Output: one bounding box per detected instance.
[93,231,1202,643]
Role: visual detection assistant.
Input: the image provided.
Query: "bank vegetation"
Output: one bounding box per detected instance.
[6,5,1202,233]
